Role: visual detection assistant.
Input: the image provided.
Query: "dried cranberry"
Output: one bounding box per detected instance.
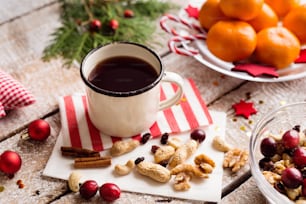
[134,157,145,165]
[159,160,169,167]
[151,145,160,154]
[293,125,301,132]
[140,133,151,144]
[160,133,169,145]
[190,129,206,143]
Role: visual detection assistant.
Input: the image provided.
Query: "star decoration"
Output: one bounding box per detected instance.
[232,100,257,119]
[231,63,279,78]
[185,4,199,19]
[295,49,306,63]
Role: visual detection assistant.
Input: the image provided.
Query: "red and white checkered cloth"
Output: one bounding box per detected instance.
[59,78,213,151]
[0,70,36,118]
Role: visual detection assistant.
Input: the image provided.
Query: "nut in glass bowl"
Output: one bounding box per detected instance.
[249,102,306,204]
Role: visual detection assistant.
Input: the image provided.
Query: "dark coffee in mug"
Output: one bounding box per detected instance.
[88,56,159,92]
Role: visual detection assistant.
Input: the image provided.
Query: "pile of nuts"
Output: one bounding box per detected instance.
[259,125,306,202]
[65,128,249,200]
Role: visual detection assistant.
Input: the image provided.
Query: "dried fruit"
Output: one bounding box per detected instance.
[282,129,300,149]
[140,133,151,144]
[160,133,169,144]
[99,183,121,202]
[79,180,99,199]
[281,167,303,189]
[293,147,306,168]
[190,129,206,143]
[260,137,277,157]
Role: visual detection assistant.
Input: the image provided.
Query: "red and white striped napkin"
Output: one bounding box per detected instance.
[0,70,36,118]
[59,78,212,151]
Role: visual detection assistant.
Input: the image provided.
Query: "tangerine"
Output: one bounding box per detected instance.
[283,4,306,45]
[255,27,300,69]
[198,0,229,30]
[219,0,264,21]
[264,0,300,18]
[206,20,257,62]
[247,3,279,32]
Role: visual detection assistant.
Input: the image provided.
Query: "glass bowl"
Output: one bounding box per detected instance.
[249,102,306,204]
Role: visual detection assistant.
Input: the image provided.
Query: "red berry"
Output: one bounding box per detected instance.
[90,19,102,32]
[124,9,134,18]
[0,150,22,174]
[79,180,99,199]
[190,129,206,143]
[28,119,51,141]
[281,167,303,189]
[282,129,300,149]
[109,19,119,30]
[99,183,121,202]
[302,179,306,196]
[293,147,306,168]
[260,137,277,157]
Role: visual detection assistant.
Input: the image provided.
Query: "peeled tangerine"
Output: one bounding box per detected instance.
[255,27,300,69]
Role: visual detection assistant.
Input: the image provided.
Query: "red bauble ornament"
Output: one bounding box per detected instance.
[124,9,134,18]
[27,119,51,141]
[99,183,121,202]
[0,150,22,174]
[90,19,102,32]
[109,19,119,30]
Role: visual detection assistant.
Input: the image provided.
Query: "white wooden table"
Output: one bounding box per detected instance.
[1,1,305,203]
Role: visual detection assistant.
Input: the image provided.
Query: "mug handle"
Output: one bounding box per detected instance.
[159,71,184,111]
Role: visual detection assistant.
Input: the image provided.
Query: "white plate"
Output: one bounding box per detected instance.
[180,0,306,82]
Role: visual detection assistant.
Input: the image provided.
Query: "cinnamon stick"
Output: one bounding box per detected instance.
[74,157,112,168]
[61,146,100,157]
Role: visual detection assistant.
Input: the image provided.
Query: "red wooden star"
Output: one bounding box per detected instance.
[231,63,279,78]
[295,49,306,63]
[185,4,199,19]
[232,100,257,119]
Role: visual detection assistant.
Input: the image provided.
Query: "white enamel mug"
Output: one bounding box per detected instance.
[80,42,184,137]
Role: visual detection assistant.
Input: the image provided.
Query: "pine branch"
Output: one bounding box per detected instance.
[42,0,176,66]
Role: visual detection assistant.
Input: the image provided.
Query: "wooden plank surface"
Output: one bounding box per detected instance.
[1,0,306,203]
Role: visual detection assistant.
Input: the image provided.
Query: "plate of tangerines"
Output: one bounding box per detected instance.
[168,0,306,82]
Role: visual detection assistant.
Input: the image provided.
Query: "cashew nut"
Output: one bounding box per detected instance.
[136,160,171,183]
[212,136,231,152]
[68,171,82,192]
[114,160,135,176]
[168,139,198,169]
[154,145,175,164]
[110,139,140,156]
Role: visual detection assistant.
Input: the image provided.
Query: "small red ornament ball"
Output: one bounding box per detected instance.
[90,19,102,32]
[28,119,51,141]
[0,150,22,174]
[109,19,119,30]
[124,9,134,18]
